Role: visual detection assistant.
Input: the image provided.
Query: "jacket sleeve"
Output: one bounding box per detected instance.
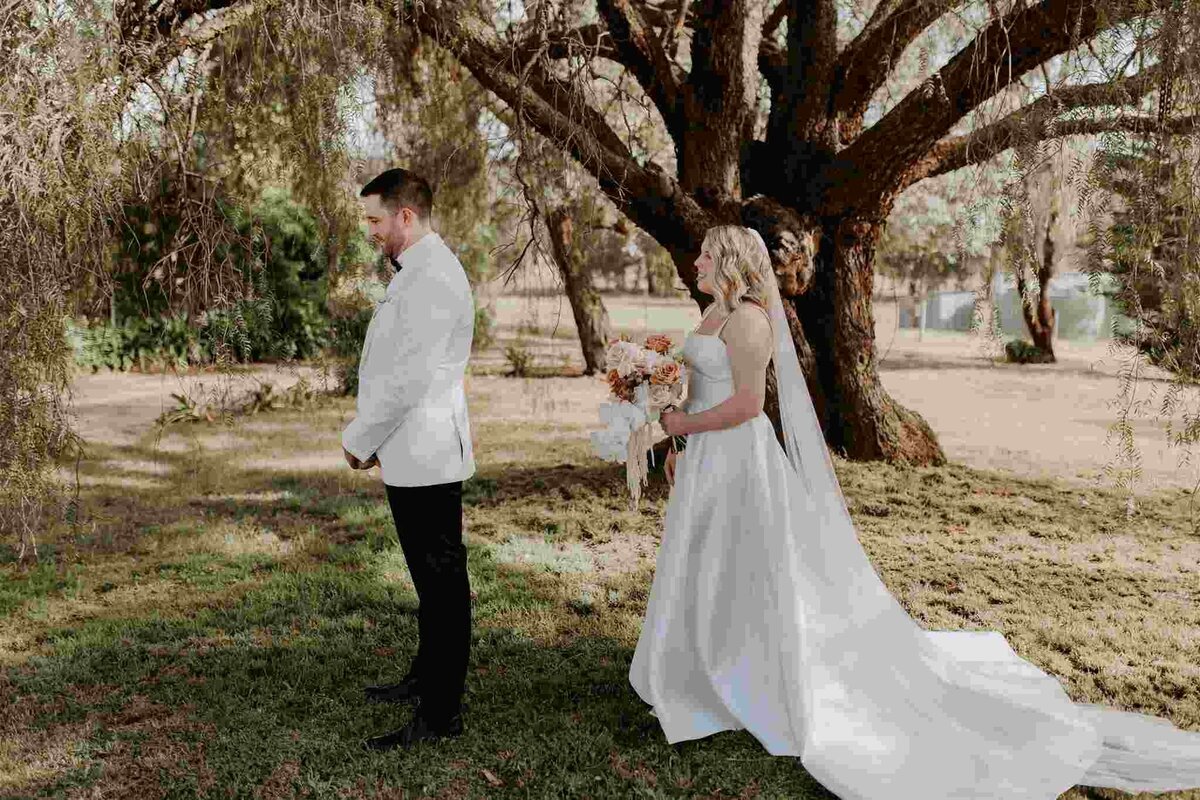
[341,275,459,461]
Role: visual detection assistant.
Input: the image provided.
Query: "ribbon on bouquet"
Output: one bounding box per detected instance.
[625,419,657,508]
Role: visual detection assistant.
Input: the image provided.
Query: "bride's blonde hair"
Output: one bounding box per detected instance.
[703,225,774,316]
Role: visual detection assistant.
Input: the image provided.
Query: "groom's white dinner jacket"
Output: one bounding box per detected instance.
[341,231,476,487]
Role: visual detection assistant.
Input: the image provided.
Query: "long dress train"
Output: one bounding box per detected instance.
[629,321,1200,799]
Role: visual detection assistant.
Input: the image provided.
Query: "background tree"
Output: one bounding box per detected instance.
[545,198,616,375]
[998,145,1084,363]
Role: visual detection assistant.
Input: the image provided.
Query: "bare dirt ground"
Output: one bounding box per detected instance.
[474,291,1200,494]
[67,363,330,447]
[67,291,1200,493]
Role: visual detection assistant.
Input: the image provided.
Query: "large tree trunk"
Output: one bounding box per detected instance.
[796,217,946,464]
[546,207,612,375]
[670,203,946,466]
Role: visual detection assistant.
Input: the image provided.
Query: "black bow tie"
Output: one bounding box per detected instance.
[390,256,402,273]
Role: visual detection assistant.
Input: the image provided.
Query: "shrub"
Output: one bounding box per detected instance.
[1004,339,1053,364]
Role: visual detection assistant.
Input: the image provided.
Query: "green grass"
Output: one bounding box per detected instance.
[2,397,1198,798]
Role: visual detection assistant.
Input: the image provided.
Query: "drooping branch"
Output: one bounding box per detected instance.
[115,1,250,106]
[834,0,961,140]
[914,65,1169,182]
[825,0,1151,215]
[597,0,685,139]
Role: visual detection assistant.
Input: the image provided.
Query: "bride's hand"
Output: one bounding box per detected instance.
[660,407,686,437]
[665,449,678,487]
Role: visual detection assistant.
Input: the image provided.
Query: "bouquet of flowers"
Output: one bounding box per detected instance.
[590,333,687,506]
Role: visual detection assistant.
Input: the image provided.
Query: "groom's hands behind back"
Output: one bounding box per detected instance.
[343,447,379,470]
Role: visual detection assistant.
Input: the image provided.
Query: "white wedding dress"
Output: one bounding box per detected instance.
[629,307,1200,799]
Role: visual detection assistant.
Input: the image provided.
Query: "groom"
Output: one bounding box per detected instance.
[341,167,476,750]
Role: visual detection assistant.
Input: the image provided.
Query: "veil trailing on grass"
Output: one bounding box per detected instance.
[748,227,1200,797]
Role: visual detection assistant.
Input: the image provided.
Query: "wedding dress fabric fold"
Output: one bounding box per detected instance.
[629,270,1200,799]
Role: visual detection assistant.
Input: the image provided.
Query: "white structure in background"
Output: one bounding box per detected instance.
[899,271,1125,341]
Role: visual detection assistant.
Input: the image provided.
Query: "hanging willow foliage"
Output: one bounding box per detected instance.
[1072,0,1200,494]
[0,1,389,558]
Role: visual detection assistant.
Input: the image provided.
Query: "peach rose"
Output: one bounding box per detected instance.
[650,360,682,386]
[644,334,672,355]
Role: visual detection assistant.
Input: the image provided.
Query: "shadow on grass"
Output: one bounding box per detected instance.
[2,545,836,799]
[2,431,830,797]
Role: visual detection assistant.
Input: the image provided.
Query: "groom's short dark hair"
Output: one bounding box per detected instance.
[360,168,433,220]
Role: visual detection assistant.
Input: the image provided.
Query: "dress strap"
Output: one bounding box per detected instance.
[714,312,734,337]
[692,303,718,335]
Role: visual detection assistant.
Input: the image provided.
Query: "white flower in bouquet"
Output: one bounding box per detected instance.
[599,400,645,432]
[363,278,388,304]
[639,350,665,374]
[605,340,643,378]
[591,401,649,463]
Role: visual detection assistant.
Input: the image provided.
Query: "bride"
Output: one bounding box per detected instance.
[629,225,1200,798]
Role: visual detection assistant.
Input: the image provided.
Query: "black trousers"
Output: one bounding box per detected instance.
[384,480,470,722]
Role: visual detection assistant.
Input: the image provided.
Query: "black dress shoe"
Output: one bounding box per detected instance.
[363,713,463,751]
[364,675,420,704]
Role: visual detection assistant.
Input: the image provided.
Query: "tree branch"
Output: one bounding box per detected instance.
[114,1,251,123]
[679,0,766,206]
[825,0,1151,215]
[597,0,685,139]
[914,65,1164,181]
[663,0,692,58]
[406,2,710,252]
[763,0,837,190]
[917,113,1200,181]
[763,1,788,37]
[759,38,787,95]
[834,0,961,138]
[118,0,239,52]
[510,23,618,67]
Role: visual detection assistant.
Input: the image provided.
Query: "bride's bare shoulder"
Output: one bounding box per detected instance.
[723,301,773,353]
[730,300,771,327]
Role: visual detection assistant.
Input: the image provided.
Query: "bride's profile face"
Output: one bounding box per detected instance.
[694,246,716,296]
